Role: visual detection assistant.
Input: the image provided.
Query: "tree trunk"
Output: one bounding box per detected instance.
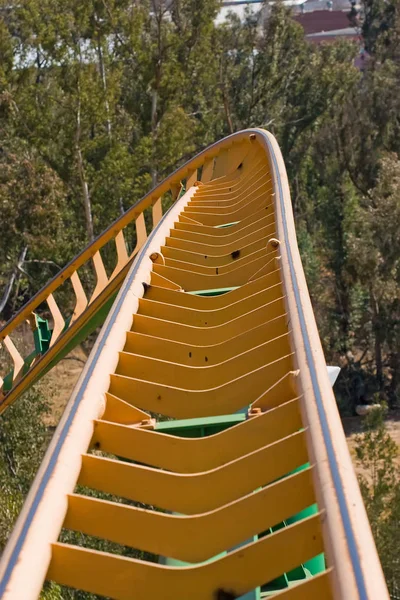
[151,87,158,188]
[0,247,28,316]
[222,88,234,134]
[388,352,399,407]
[370,289,383,390]
[94,25,124,214]
[333,190,351,354]
[76,146,94,242]
[75,73,94,242]
[95,29,112,142]
[219,61,234,134]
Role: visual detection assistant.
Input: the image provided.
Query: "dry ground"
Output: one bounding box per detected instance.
[40,346,88,427]
[343,410,400,474]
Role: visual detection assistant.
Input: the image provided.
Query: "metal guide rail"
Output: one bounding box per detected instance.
[0,130,388,599]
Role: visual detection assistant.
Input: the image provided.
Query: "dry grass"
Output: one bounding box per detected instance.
[40,346,87,427]
[343,410,400,475]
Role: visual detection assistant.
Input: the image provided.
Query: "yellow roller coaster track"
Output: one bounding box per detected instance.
[0,129,389,599]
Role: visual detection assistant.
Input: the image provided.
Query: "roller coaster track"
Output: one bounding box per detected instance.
[0,129,389,599]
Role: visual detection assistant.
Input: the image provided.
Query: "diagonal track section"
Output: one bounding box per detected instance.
[0,129,388,600]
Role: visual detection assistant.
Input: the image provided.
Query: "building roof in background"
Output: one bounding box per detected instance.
[217,0,362,48]
[293,10,352,34]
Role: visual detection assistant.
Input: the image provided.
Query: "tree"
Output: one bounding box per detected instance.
[347,155,400,402]
[0,388,52,551]
[0,138,74,317]
[355,406,400,598]
[362,0,400,57]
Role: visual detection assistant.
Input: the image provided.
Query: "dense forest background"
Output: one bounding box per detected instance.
[0,0,399,597]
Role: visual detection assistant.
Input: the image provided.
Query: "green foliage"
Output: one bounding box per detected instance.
[362,0,400,57]
[0,387,52,551]
[355,406,398,516]
[0,138,75,301]
[355,406,400,598]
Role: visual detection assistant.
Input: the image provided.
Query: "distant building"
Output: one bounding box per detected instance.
[293,9,360,43]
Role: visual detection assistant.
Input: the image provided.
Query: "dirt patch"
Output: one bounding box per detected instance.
[40,346,87,427]
[343,410,400,475]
